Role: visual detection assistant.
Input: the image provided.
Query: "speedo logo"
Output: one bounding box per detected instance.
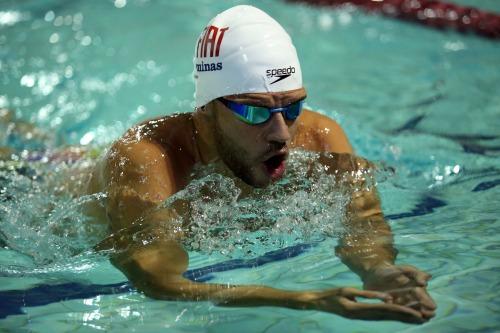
[266,66,296,84]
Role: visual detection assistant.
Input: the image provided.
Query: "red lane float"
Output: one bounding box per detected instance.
[286,0,500,39]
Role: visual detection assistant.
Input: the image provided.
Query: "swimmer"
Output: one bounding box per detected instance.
[88,5,436,323]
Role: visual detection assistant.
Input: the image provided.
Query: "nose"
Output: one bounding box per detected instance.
[265,112,291,146]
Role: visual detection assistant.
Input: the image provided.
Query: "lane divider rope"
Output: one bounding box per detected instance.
[286,0,500,39]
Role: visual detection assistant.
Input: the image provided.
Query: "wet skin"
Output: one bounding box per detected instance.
[88,88,436,323]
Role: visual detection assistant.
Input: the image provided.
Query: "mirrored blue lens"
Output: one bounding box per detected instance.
[220,98,304,125]
[284,100,304,120]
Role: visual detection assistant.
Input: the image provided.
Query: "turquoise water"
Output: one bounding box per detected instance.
[1,0,500,332]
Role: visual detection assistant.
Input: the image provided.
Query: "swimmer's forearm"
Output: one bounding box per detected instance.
[336,213,397,281]
[140,278,311,310]
[111,239,311,310]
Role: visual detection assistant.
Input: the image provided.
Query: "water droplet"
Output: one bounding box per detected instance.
[54,16,64,26]
[56,53,68,63]
[49,32,59,44]
[73,13,83,25]
[114,0,127,8]
[81,36,92,46]
[64,66,73,78]
[80,132,95,145]
[0,10,25,26]
[64,15,73,26]
[151,93,161,103]
[318,13,334,30]
[44,11,55,22]
[20,74,35,87]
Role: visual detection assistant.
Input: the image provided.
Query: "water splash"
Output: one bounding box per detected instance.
[0,147,385,268]
[0,158,107,267]
[162,150,351,257]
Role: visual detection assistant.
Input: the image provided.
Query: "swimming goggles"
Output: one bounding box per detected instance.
[218,97,305,125]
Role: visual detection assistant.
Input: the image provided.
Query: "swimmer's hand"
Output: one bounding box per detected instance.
[362,264,436,321]
[303,287,426,324]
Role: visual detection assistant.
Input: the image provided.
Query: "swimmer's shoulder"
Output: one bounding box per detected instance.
[292,109,353,154]
[89,113,197,193]
[124,113,198,159]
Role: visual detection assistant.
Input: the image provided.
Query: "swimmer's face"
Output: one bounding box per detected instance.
[213,88,306,187]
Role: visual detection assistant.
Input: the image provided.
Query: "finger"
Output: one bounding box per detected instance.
[413,287,437,310]
[404,299,428,315]
[389,287,436,310]
[392,288,437,320]
[339,287,389,302]
[348,302,426,324]
[346,288,393,302]
[386,287,421,310]
[420,308,436,320]
[404,300,435,319]
[400,266,432,286]
[392,291,417,310]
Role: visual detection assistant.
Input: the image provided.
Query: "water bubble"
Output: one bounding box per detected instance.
[56,53,68,63]
[35,72,60,96]
[37,104,54,121]
[444,40,466,52]
[338,11,352,26]
[50,116,62,127]
[114,0,127,8]
[44,11,55,22]
[136,105,146,115]
[318,12,334,30]
[20,74,35,88]
[0,95,8,108]
[0,11,25,26]
[64,15,73,26]
[81,36,92,46]
[151,93,161,103]
[49,32,60,44]
[64,66,74,78]
[54,16,64,26]
[80,132,95,145]
[73,13,83,25]
[146,60,156,70]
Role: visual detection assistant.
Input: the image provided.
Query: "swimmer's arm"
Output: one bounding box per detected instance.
[101,141,423,322]
[327,154,436,318]
[336,187,397,281]
[318,154,397,279]
[109,223,423,323]
[100,140,307,307]
[111,235,306,305]
[296,113,394,276]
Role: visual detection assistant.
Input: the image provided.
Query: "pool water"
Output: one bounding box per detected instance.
[1,0,500,332]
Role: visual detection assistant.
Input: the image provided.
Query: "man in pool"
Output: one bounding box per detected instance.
[88,5,436,324]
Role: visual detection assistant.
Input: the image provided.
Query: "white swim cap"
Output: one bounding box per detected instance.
[193,5,303,107]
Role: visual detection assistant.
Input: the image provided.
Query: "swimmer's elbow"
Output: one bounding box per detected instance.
[134,274,196,301]
[115,256,196,301]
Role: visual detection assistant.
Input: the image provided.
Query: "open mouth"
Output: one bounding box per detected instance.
[263,153,287,180]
